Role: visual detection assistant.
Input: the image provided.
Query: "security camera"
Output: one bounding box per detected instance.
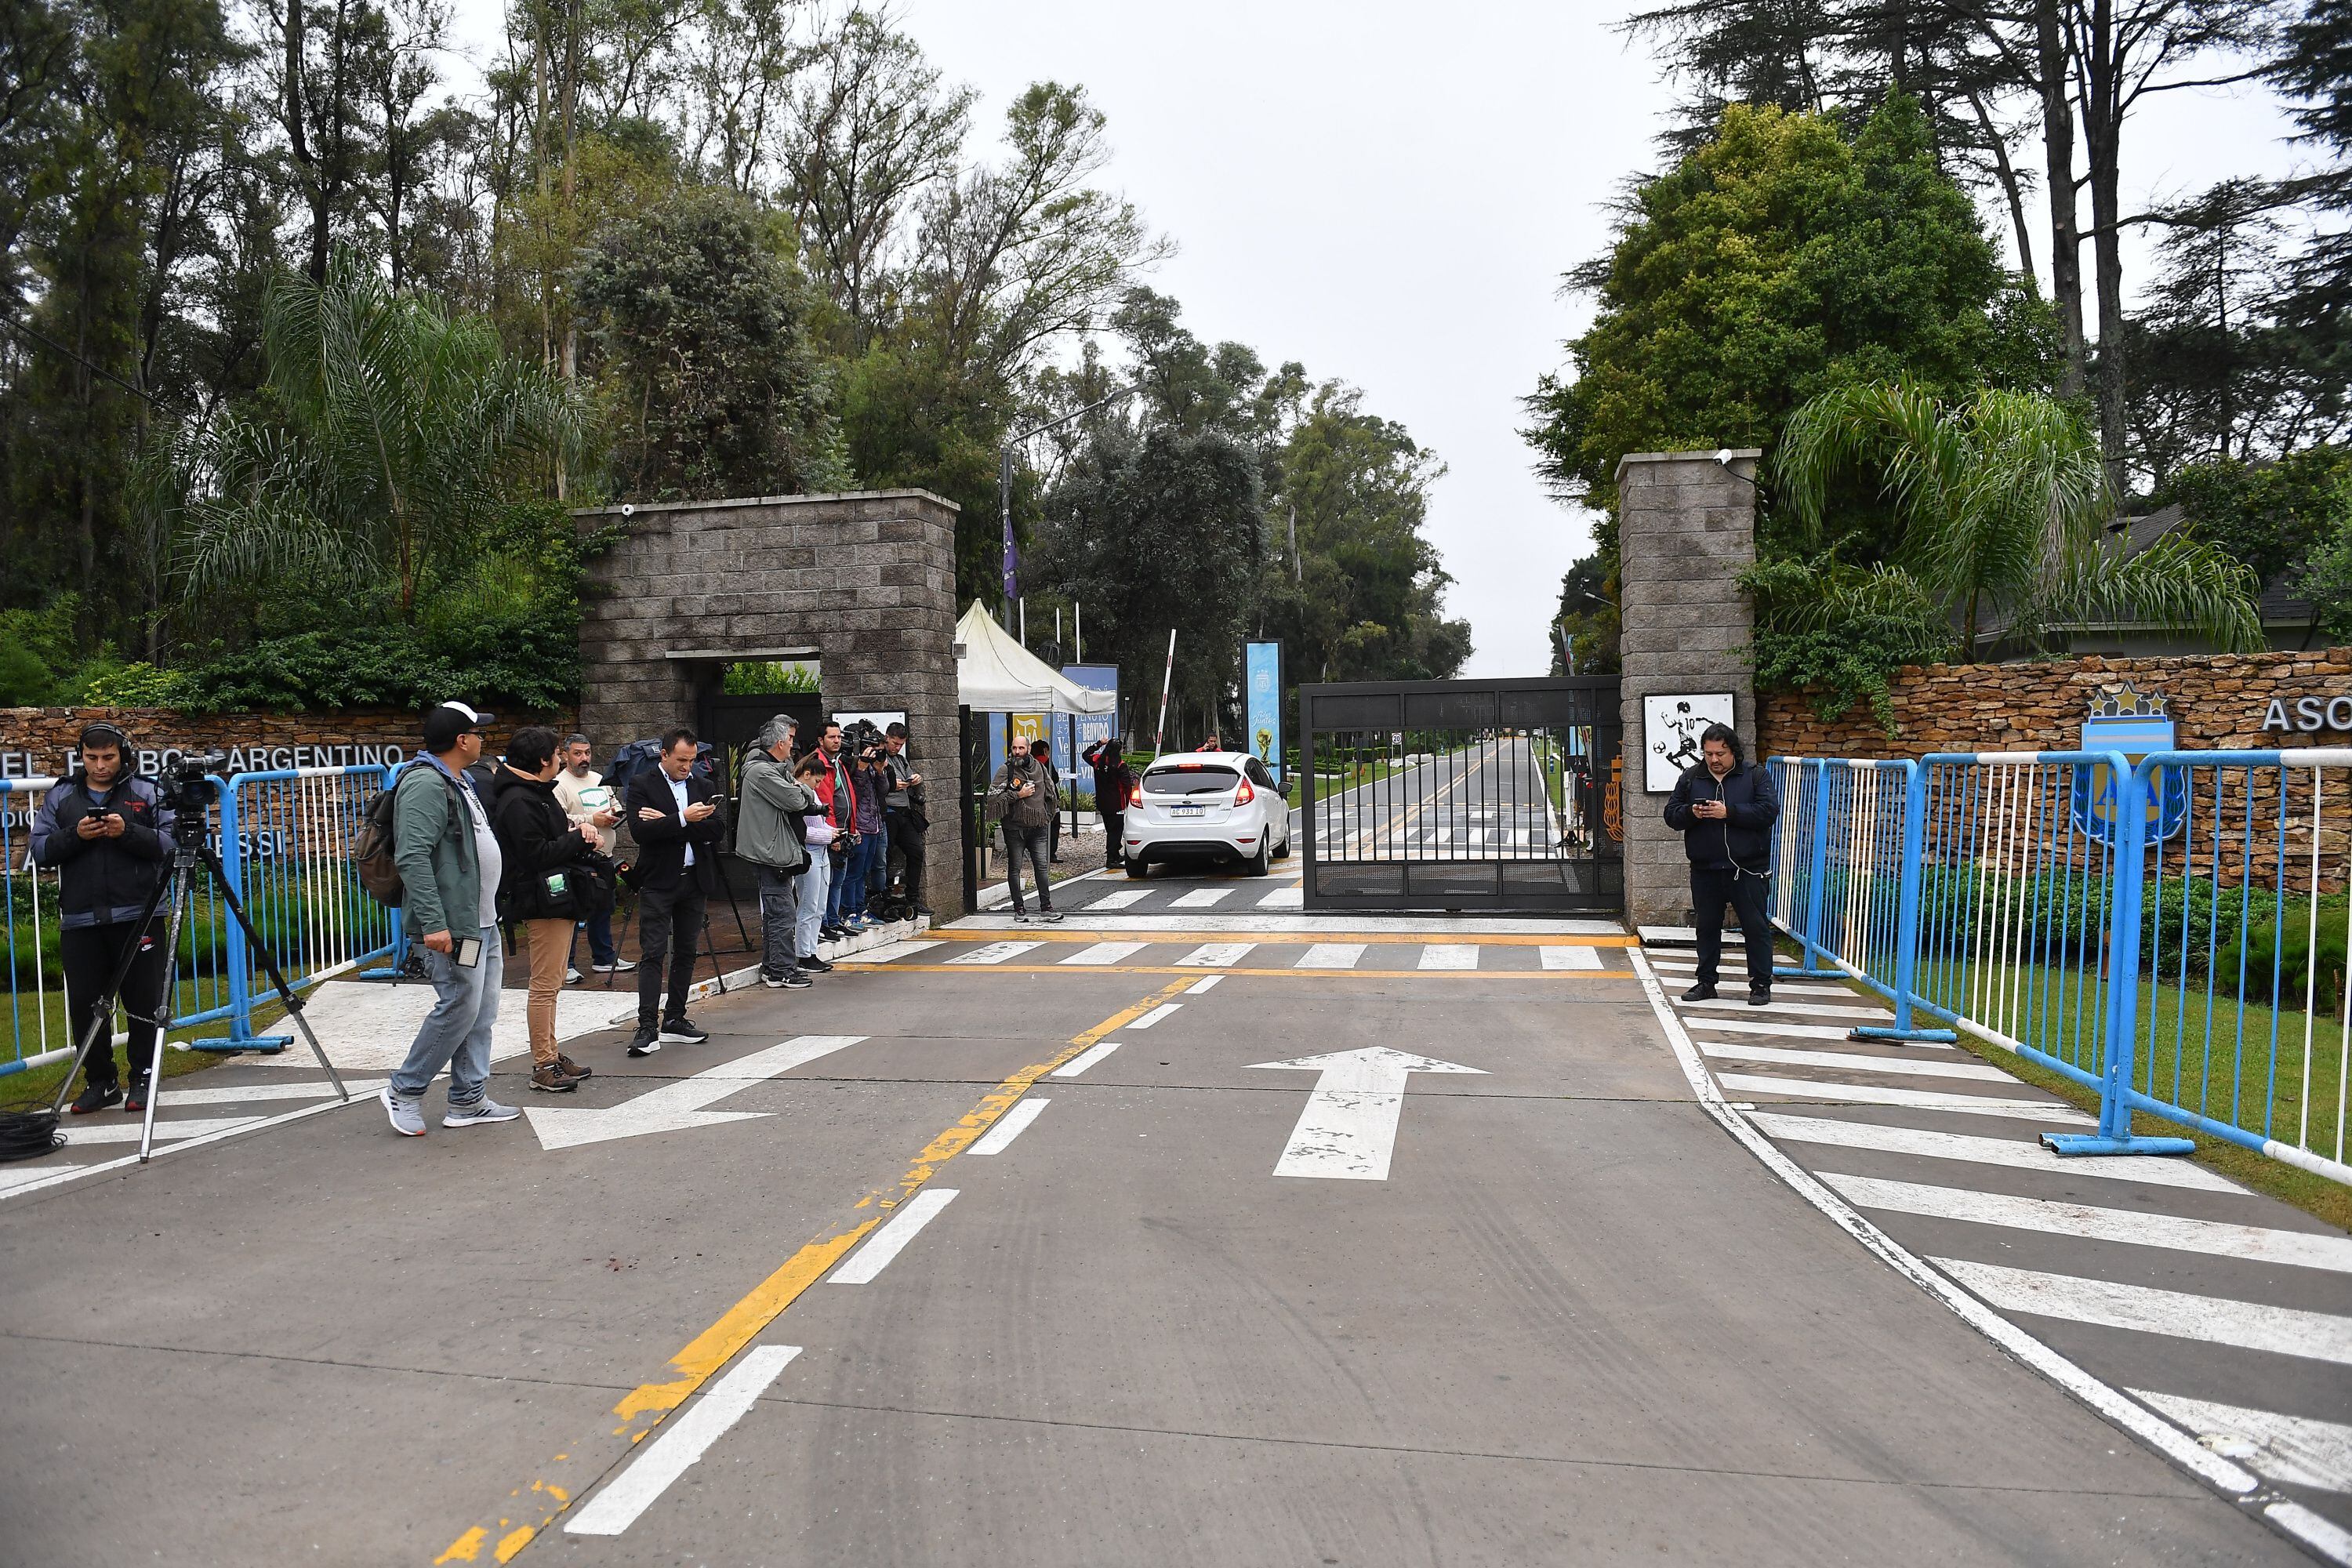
[620,503,634,517]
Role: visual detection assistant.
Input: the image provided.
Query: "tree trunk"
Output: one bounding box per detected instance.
[1965,89,2035,283]
[2037,0,2086,398]
[2078,0,2131,495]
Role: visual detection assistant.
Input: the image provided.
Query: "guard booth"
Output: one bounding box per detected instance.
[1299,677,1622,915]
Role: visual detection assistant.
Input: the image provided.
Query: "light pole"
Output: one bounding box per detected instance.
[999,383,1144,606]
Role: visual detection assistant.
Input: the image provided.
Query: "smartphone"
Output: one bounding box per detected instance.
[455,938,483,969]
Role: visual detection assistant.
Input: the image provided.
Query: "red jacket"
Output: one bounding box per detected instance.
[811,752,857,832]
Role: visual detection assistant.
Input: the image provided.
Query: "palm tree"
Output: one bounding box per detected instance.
[1774,382,2263,657]
[183,248,584,621]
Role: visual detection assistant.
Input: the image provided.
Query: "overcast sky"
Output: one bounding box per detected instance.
[449,2,2311,676]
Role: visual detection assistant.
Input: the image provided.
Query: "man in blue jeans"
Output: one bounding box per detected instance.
[382,702,523,1136]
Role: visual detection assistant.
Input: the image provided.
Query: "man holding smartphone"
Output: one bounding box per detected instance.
[381,701,522,1137]
[1661,723,1780,1007]
[32,721,177,1115]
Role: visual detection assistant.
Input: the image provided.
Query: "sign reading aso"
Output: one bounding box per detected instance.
[2262,695,2352,734]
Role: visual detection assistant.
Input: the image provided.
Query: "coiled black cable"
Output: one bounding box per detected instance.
[0,1101,66,1162]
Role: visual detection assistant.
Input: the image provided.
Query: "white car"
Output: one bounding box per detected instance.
[1123,752,1293,876]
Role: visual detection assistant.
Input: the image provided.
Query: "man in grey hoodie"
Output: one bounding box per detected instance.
[735,716,815,989]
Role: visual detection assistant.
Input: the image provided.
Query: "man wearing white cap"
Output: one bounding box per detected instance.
[380,701,523,1137]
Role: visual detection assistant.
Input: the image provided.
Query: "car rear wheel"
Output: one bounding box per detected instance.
[1125,855,1150,878]
[1247,840,1271,877]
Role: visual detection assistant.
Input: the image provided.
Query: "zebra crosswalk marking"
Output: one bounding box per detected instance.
[1257,887,1304,909]
[856,940,946,964]
[2129,1391,2352,1494]
[1538,946,1601,970]
[1696,1041,2013,1082]
[1717,1074,2091,1122]
[1295,944,1367,970]
[1933,1256,2352,1366]
[1682,996,1892,1022]
[1174,942,1255,967]
[1062,942,1148,965]
[1171,888,1234,909]
[1829,1172,2352,1274]
[1417,944,1478,971]
[946,942,1045,965]
[1744,1112,2241,1192]
[1682,1017,1883,1043]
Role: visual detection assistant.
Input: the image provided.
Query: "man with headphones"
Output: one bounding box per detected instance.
[1661,722,1779,1006]
[31,721,178,1114]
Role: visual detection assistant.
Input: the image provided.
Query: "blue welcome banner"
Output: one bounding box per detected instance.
[1245,641,1283,783]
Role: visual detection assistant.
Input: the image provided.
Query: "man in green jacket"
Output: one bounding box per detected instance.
[381,702,524,1138]
[735,715,815,989]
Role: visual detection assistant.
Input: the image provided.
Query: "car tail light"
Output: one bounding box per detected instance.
[1128,779,1143,808]
[1234,779,1255,805]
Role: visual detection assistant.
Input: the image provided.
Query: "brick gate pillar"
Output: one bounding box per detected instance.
[1613,449,1762,931]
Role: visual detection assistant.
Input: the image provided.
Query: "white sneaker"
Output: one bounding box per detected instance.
[380,1086,426,1138]
[444,1096,522,1128]
[565,967,583,985]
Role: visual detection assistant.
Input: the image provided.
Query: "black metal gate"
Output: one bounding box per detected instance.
[1300,677,1622,914]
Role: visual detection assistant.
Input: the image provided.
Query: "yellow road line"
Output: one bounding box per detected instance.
[931,928,1637,946]
[433,978,1196,1564]
[838,963,1639,980]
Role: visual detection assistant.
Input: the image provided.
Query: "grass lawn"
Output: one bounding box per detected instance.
[1804,943,2352,1233]
[0,975,267,1107]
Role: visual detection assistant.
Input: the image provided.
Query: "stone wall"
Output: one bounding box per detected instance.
[573,489,964,915]
[0,706,573,781]
[1615,448,1762,927]
[1757,648,2352,759]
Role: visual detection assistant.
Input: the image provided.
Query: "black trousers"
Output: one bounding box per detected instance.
[1690,863,1774,992]
[1098,807,1124,867]
[886,811,926,906]
[635,880,706,1025]
[61,920,169,1086]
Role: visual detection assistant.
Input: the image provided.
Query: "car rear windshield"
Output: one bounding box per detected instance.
[1142,764,1241,797]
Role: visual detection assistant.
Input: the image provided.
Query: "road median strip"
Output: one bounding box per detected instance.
[434,975,1197,1565]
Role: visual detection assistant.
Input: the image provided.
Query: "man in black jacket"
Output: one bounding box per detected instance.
[1661,724,1780,1006]
[625,727,725,1056]
[488,725,602,1092]
[1082,737,1135,873]
[31,722,177,1114]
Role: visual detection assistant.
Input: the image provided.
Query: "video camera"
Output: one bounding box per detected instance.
[158,751,232,814]
[843,718,887,759]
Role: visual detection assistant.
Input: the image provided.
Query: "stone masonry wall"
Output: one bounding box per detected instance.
[1616,448,1762,928]
[0,706,573,781]
[573,489,964,915]
[1757,648,2352,759]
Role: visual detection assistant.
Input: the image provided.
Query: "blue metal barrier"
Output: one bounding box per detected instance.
[1768,747,2352,1184]
[2,765,400,1076]
[2074,750,2351,1181]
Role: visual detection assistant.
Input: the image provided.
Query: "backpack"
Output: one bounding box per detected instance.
[355,766,461,908]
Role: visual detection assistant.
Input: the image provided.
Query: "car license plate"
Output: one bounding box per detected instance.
[1171,805,1204,818]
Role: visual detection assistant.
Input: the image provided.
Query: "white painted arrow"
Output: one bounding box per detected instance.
[1243,1047,1485,1181]
[526,1036,866,1151]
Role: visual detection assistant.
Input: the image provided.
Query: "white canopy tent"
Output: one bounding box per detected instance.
[956,601,1115,716]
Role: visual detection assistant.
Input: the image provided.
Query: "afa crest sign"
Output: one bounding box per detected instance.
[2070,684,2187,847]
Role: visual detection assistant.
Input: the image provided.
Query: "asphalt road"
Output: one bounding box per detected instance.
[0,807,2310,1565]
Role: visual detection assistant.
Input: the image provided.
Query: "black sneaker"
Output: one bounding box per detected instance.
[1747,989,1773,1007]
[820,924,847,942]
[1680,983,1716,1002]
[659,1017,708,1044]
[70,1080,123,1116]
[1040,908,1065,924]
[779,971,812,989]
[1012,909,1035,924]
[627,1025,661,1058]
[799,955,833,974]
[123,1074,151,1114]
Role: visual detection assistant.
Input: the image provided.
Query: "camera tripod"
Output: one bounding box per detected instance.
[47,781,350,1163]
